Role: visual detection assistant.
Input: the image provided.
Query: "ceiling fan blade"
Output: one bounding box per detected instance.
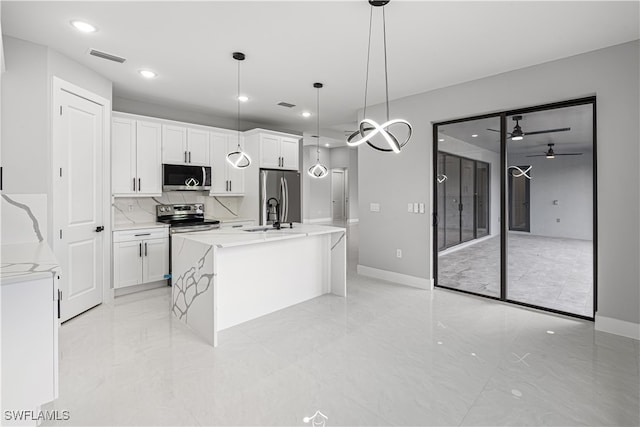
[522,127,571,136]
[525,154,548,157]
[555,153,583,156]
[487,128,513,136]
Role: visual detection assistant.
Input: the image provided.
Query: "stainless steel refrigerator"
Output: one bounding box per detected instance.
[259,169,301,225]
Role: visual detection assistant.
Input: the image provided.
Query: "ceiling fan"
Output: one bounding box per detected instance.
[526,143,583,159]
[488,115,571,140]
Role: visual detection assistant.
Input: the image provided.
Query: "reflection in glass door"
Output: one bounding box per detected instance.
[435,116,501,298]
[508,167,531,232]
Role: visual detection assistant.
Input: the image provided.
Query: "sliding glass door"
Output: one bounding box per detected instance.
[433,98,596,319]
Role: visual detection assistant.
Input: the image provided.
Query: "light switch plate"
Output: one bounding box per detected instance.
[413,203,419,213]
[419,203,425,213]
[370,203,380,212]
[408,203,413,213]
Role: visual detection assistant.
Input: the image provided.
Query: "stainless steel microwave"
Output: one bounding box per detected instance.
[162,164,212,191]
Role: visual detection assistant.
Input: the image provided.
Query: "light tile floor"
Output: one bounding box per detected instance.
[438,234,594,317]
[44,224,638,426]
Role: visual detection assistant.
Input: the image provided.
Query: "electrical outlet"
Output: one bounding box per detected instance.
[556,218,561,223]
[128,204,134,212]
[396,249,402,258]
[370,203,380,212]
[408,203,413,213]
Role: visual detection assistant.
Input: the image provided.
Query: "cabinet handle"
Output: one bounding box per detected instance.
[134,233,151,237]
[133,177,136,192]
[230,181,232,192]
[189,151,192,163]
[57,289,62,319]
[138,178,141,192]
[145,242,148,257]
[184,151,188,163]
[139,242,142,257]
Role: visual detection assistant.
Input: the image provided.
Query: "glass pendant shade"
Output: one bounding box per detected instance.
[227,51,251,169]
[347,0,412,153]
[308,82,328,179]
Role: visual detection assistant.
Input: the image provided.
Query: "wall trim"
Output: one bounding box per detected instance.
[307,217,332,224]
[348,218,359,223]
[595,315,640,340]
[357,265,430,290]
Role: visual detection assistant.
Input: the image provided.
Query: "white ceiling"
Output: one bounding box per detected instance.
[3,1,638,145]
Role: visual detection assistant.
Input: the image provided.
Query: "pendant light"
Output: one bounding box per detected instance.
[226,52,251,169]
[308,83,329,179]
[347,0,412,153]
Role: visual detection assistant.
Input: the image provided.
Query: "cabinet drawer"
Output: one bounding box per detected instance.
[113,227,168,243]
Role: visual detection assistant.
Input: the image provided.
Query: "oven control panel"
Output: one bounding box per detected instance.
[156,203,204,218]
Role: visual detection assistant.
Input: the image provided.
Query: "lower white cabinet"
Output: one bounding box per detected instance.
[113,227,169,289]
[1,274,59,418]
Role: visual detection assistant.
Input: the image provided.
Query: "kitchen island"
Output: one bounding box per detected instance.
[170,224,346,346]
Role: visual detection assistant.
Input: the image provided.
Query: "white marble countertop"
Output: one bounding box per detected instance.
[1,242,60,285]
[176,223,345,248]
[113,222,170,231]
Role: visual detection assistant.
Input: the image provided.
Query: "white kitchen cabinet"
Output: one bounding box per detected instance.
[253,131,300,170]
[1,243,59,419]
[162,124,210,166]
[113,227,169,289]
[112,117,162,196]
[210,131,245,195]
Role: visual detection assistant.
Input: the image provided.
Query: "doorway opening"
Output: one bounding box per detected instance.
[331,169,346,222]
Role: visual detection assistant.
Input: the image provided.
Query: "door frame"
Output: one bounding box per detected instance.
[330,168,346,221]
[52,77,113,310]
[432,96,597,321]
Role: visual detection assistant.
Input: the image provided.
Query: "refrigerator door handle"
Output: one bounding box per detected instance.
[261,170,267,225]
[282,177,289,222]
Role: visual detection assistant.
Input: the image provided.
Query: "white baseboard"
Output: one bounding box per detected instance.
[114,280,168,298]
[357,265,430,290]
[347,218,359,224]
[307,217,332,224]
[595,315,640,340]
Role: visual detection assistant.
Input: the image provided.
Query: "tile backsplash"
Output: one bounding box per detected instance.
[113,193,242,227]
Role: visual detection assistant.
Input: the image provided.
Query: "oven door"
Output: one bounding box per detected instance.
[163,164,212,191]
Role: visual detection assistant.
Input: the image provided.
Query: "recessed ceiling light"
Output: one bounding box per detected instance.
[238,95,249,102]
[138,70,157,79]
[71,20,97,33]
[471,134,478,138]
[302,111,311,118]
[438,138,444,142]
[325,143,330,147]
[546,330,555,334]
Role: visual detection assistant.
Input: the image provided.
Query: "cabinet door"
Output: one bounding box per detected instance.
[162,124,188,164]
[280,137,300,170]
[113,240,143,288]
[210,132,229,194]
[187,128,210,165]
[227,134,245,194]
[112,118,136,195]
[260,134,281,169]
[142,238,169,283]
[136,121,162,195]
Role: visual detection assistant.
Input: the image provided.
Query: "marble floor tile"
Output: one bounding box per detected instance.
[41,224,637,426]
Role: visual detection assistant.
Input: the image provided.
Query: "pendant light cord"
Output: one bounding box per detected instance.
[383,6,390,122]
[316,86,320,160]
[362,5,373,120]
[237,58,241,150]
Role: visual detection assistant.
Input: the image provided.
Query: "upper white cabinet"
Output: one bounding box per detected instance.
[112,116,162,196]
[162,124,210,165]
[210,131,245,195]
[247,130,300,170]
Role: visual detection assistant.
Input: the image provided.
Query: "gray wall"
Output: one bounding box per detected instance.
[510,152,593,240]
[358,40,639,325]
[1,36,113,242]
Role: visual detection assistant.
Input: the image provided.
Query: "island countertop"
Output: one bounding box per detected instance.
[176,223,345,248]
[0,242,60,285]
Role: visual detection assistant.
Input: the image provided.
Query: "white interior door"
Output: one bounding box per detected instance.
[53,83,105,322]
[331,169,345,220]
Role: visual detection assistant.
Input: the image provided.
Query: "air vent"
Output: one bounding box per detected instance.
[89,49,126,63]
[277,101,296,108]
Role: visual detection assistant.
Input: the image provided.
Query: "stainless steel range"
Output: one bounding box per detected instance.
[156,203,220,234]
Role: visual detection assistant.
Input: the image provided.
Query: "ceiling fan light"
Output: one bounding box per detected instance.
[511,135,524,141]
